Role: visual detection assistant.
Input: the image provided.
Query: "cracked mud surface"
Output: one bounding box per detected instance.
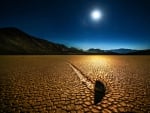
[0,55,150,113]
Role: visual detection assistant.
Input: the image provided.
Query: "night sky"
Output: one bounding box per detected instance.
[0,0,150,50]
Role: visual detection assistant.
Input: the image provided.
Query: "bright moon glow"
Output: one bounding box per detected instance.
[91,10,102,21]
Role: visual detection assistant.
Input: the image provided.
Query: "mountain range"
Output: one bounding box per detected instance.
[105,48,137,54]
[0,27,83,54]
[0,27,149,55]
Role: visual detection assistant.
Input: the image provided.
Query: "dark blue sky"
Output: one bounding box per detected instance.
[0,0,150,50]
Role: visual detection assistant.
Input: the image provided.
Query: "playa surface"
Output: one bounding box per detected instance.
[0,55,150,113]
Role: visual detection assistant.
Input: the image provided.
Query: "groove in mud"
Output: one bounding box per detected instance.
[68,62,106,104]
[68,62,94,91]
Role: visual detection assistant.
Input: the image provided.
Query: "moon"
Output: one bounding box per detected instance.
[91,9,102,21]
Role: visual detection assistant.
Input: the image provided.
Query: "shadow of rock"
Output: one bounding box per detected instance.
[94,80,106,105]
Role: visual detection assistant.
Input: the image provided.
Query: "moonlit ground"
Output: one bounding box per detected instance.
[0,55,150,112]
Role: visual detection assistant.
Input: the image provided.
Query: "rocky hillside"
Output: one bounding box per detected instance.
[0,27,75,54]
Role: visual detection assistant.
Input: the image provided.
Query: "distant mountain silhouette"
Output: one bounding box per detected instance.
[0,27,149,55]
[106,48,137,54]
[127,49,150,55]
[0,27,83,54]
[87,48,104,53]
[106,48,150,55]
[86,48,119,55]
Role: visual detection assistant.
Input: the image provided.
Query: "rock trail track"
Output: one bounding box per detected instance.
[68,62,95,91]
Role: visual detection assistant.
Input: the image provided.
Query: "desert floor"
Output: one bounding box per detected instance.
[0,55,150,113]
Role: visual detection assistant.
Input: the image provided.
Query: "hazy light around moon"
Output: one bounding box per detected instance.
[91,9,102,21]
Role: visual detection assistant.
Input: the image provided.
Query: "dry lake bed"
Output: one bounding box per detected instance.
[0,55,150,113]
